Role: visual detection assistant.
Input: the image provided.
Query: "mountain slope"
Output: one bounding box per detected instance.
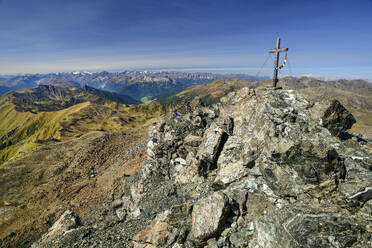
[0,86,11,96]
[0,85,163,165]
[1,79,371,248]
[3,86,370,248]
[152,78,250,105]
[155,77,372,106]
[0,127,151,248]
[278,77,372,138]
[2,84,139,113]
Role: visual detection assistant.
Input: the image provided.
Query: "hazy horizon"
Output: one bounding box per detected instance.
[2,69,372,83]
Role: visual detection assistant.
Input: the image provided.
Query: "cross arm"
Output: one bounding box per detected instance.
[268,48,288,53]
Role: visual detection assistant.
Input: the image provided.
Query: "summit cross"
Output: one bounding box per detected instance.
[269,37,288,88]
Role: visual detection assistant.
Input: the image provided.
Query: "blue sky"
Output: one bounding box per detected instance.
[0,0,371,79]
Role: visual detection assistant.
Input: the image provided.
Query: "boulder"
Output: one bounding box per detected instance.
[191,192,229,241]
[213,136,248,187]
[310,99,356,136]
[31,210,78,248]
[132,211,170,248]
[197,123,228,175]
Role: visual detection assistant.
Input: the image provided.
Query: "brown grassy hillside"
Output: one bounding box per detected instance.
[0,126,154,247]
[0,86,165,165]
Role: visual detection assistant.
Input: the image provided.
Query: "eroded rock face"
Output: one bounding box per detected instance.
[30,86,372,248]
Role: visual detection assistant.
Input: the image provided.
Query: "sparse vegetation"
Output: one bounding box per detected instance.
[0,86,165,165]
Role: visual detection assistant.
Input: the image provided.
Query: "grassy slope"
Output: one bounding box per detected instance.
[348,109,372,137]
[0,99,164,165]
[6,85,139,113]
[0,86,165,246]
[0,127,152,247]
[0,101,86,163]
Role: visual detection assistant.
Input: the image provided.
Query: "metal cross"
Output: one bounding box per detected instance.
[269,37,288,88]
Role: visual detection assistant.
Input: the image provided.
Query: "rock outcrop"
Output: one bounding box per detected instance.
[31,210,79,248]
[31,86,372,248]
[191,192,229,241]
[138,87,371,247]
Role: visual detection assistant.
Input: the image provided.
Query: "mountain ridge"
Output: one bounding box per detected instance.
[154,76,372,139]
[0,71,267,101]
[0,85,163,165]
[1,84,139,113]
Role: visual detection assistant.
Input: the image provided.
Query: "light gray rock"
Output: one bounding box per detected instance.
[214,136,248,187]
[115,208,126,221]
[197,123,226,163]
[31,210,78,248]
[191,192,229,241]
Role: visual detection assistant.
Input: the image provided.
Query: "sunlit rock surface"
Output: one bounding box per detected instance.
[31,86,372,248]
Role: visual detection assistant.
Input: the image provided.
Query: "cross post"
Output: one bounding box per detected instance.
[269,37,288,88]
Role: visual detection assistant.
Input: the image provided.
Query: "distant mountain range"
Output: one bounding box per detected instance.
[0,71,268,102]
[4,84,139,113]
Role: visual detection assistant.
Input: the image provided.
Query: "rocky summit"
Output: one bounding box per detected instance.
[25,86,371,248]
